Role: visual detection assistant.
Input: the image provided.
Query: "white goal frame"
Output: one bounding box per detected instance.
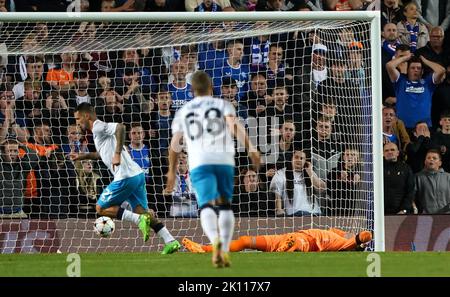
[0,11,385,252]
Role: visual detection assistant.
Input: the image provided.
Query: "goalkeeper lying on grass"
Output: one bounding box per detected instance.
[182,228,372,253]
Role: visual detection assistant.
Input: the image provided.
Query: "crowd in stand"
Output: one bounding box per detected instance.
[0,0,449,219]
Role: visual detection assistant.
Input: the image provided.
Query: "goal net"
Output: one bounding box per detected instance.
[0,12,383,253]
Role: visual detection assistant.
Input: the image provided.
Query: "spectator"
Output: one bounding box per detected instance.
[383,142,415,214]
[60,124,89,160]
[12,55,49,101]
[397,2,429,52]
[179,45,199,85]
[270,149,324,217]
[334,27,363,59]
[246,72,270,118]
[381,23,402,103]
[32,0,70,11]
[256,0,309,11]
[381,0,403,27]
[212,39,250,99]
[413,149,450,214]
[168,60,194,112]
[145,0,185,11]
[316,59,360,143]
[23,122,59,217]
[431,111,450,172]
[115,64,147,111]
[96,75,123,105]
[68,71,94,113]
[75,159,101,218]
[296,40,329,130]
[97,89,133,125]
[149,90,174,157]
[220,76,248,119]
[186,0,231,11]
[431,64,450,129]
[198,26,227,77]
[415,26,448,74]
[311,115,342,180]
[245,25,271,69]
[310,43,328,87]
[194,0,223,11]
[261,120,297,181]
[16,79,44,127]
[0,0,7,12]
[256,0,285,11]
[316,98,338,127]
[382,105,410,157]
[116,49,153,96]
[386,54,446,130]
[46,49,78,92]
[406,121,433,173]
[0,89,28,144]
[76,26,113,80]
[233,168,275,217]
[347,45,369,97]
[101,0,136,11]
[329,0,376,10]
[382,23,401,59]
[263,85,295,126]
[169,152,198,218]
[128,123,152,184]
[80,0,90,11]
[258,43,294,90]
[43,90,70,138]
[0,139,37,218]
[326,147,364,217]
[161,24,186,72]
[383,44,412,105]
[414,0,450,34]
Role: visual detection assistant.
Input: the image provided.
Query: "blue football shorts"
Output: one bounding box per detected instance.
[97,173,148,211]
[189,165,235,208]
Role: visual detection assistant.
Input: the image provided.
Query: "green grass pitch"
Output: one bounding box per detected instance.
[0,252,449,277]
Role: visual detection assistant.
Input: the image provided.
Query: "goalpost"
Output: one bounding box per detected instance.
[0,11,384,252]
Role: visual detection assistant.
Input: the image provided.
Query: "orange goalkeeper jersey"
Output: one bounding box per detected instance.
[263,228,355,252]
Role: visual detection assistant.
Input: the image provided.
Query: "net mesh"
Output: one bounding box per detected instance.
[0,19,374,253]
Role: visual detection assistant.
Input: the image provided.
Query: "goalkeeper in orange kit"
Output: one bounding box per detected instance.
[182,228,372,253]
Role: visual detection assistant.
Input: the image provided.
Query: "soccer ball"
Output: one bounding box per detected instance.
[94,216,115,238]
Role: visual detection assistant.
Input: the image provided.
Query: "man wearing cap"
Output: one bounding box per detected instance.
[311,43,328,87]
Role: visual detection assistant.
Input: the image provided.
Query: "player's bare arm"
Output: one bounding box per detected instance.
[69,151,100,161]
[112,123,126,171]
[225,115,260,171]
[165,131,183,194]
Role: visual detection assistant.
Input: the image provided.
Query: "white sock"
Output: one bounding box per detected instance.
[121,210,140,225]
[200,207,219,244]
[157,227,175,244]
[218,210,235,252]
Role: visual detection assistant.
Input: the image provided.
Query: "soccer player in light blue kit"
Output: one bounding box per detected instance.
[71,103,180,254]
[166,70,260,267]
